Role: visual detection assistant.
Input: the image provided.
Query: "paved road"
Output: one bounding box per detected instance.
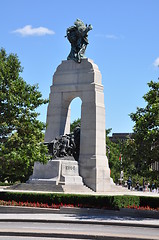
[0,238,81,240]
[0,237,81,240]
[0,237,89,240]
[0,221,159,239]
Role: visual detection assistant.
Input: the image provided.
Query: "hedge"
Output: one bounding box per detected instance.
[0,191,149,210]
[0,192,159,210]
[139,196,159,209]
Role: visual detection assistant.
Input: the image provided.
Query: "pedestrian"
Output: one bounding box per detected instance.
[143,178,145,191]
[127,177,132,190]
[152,182,155,192]
[135,181,140,191]
[148,182,150,192]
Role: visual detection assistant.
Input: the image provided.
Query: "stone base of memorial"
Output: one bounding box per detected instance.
[8,158,94,193]
[28,158,83,186]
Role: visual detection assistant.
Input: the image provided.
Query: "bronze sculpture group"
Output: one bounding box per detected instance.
[66,19,93,63]
[45,126,80,161]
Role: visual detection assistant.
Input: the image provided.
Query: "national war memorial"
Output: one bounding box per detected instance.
[12,19,116,193]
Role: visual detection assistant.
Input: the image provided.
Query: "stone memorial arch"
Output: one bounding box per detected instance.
[45,59,112,192]
[9,19,117,193]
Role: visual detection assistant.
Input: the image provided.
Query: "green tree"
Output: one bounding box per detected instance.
[121,138,138,185]
[0,48,49,183]
[70,118,81,132]
[123,81,159,186]
[106,129,121,183]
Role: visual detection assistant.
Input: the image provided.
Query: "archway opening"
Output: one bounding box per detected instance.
[70,97,82,133]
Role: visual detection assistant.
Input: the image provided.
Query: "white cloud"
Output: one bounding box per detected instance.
[105,34,118,39]
[153,57,159,67]
[12,25,55,36]
[95,33,124,40]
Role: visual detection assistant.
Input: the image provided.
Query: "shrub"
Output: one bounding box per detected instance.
[139,196,159,209]
[1,192,157,210]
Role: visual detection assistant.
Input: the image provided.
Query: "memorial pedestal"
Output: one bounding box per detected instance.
[28,159,83,186]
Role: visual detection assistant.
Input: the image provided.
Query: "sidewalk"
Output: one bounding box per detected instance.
[1,184,159,196]
[0,206,159,228]
[0,213,159,228]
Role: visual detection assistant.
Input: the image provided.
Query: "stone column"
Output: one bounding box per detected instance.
[79,84,111,192]
[44,88,71,142]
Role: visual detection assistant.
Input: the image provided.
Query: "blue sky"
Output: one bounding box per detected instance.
[1,0,159,134]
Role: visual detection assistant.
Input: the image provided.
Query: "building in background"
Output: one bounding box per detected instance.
[151,162,159,171]
[109,133,133,143]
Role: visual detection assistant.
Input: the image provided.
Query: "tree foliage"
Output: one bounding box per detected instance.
[122,80,159,186]
[0,48,49,183]
[70,118,81,132]
[106,129,121,183]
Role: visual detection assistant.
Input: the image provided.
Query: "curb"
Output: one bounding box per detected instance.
[0,218,158,229]
[0,231,153,240]
[0,232,157,240]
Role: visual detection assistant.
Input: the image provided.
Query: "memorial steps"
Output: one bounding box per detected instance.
[7,182,93,193]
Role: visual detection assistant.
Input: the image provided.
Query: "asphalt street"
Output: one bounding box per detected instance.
[0,221,159,239]
[0,237,83,240]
